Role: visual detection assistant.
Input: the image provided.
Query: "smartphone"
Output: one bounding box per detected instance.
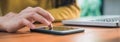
[30,26,84,35]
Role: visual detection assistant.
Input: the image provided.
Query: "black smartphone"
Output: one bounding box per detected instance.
[30,26,84,35]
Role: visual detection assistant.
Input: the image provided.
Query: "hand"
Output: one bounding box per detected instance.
[0,7,54,32]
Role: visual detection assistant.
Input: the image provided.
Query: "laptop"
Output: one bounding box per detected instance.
[62,0,120,27]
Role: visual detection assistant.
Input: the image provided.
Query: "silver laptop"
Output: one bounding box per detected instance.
[62,0,120,27]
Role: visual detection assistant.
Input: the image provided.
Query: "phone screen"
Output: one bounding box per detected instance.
[38,26,78,31]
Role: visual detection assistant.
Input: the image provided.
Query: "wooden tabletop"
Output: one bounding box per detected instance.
[0,22,120,42]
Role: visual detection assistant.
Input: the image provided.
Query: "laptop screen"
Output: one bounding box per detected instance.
[103,0,120,15]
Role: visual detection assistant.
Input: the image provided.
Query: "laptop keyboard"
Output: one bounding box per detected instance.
[92,17,120,22]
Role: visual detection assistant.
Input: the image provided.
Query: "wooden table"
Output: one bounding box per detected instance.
[0,22,120,42]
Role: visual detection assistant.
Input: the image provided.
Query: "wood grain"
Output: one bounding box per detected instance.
[0,22,119,42]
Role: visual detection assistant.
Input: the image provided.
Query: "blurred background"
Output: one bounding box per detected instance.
[77,0,102,17]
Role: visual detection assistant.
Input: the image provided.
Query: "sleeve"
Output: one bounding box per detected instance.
[47,3,80,21]
[0,1,3,16]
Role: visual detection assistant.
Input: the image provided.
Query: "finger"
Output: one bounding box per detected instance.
[22,19,35,29]
[21,11,50,26]
[32,13,51,25]
[27,17,35,23]
[48,24,53,30]
[19,7,51,25]
[34,7,54,22]
[20,7,34,13]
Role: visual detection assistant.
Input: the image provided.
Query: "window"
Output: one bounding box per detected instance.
[78,0,102,17]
